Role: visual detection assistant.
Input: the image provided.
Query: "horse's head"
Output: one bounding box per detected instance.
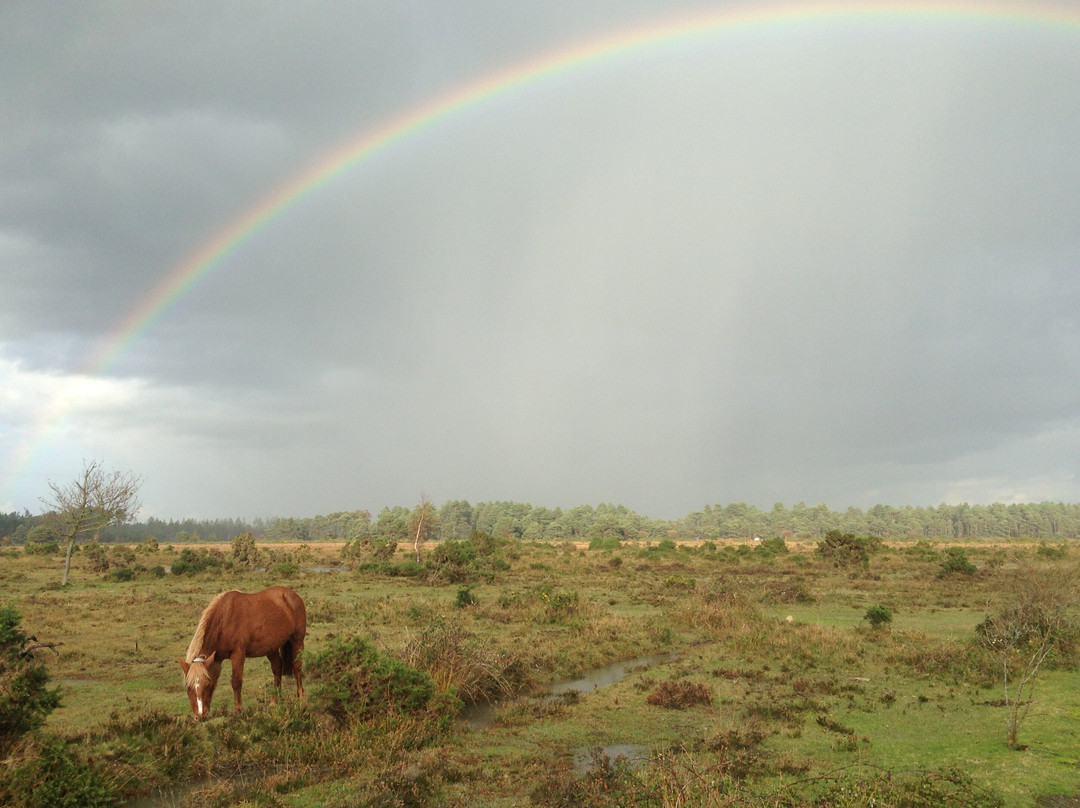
[178,652,217,720]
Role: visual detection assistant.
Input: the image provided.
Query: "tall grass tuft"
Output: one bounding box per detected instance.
[401,613,514,703]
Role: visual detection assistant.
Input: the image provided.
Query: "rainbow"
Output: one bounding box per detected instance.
[87,0,1080,375]
[6,0,1080,501]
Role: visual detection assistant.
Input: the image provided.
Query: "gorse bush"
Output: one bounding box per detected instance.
[537,587,580,623]
[0,605,61,758]
[230,531,261,566]
[759,536,789,555]
[83,541,110,573]
[1036,542,1068,559]
[817,531,883,567]
[425,531,511,583]
[906,539,939,562]
[427,538,476,582]
[455,586,477,608]
[864,604,894,629]
[104,567,136,582]
[939,548,977,576]
[308,636,447,726]
[0,735,117,808]
[168,547,226,575]
[23,541,60,556]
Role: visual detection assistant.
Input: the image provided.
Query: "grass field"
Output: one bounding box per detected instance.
[1,535,1078,807]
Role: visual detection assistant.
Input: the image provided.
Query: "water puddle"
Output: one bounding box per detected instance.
[460,653,670,728]
[547,654,669,698]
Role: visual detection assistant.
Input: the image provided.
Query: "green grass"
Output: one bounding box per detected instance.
[764,603,986,638]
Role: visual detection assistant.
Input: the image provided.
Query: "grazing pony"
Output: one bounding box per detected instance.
[178,586,306,720]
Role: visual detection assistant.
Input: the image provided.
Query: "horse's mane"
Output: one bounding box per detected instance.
[184,591,233,686]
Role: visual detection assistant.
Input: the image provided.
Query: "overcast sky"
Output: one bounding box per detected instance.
[2,1,1079,521]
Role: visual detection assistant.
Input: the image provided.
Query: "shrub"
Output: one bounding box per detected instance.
[83,541,110,573]
[308,636,443,726]
[427,532,513,583]
[271,561,299,578]
[760,536,789,555]
[538,588,579,623]
[975,564,1080,746]
[23,542,60,556]
[905,539,939,562]
[0,735,116,808]
[0,605,62,758]
[646,679,712,709]
[387,560,425,577]
[169,547,224,576]
[817,531,881,567]
[1036,542,1067,559]
[230,532,261,566]
[863,604,894,629]
[427,539,476,582]
[939,548,976,577]
[760,579,814,605]
[663,573,695,590]
[401,614,514,702]
[455,586,477,608]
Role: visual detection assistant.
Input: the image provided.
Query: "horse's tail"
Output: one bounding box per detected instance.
[281,639,295,677]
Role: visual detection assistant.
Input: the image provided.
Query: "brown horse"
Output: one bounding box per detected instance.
[178,586,306,720]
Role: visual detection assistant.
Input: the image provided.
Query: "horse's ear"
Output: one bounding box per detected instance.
[178,659,190,674]
[203,652,215,665]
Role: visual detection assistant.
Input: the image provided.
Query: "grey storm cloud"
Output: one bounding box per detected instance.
[2,1,1079,519]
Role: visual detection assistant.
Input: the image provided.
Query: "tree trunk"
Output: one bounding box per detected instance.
[62,537,76,586]
[413,511,424,563]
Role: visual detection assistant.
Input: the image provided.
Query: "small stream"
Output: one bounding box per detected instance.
[460,653,670,728]
[548,654,669,698]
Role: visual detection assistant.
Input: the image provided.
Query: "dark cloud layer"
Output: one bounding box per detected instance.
[2,2,1079,519]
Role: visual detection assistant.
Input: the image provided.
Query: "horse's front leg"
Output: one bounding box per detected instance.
[267,650,283,704]
[230,652,246,713]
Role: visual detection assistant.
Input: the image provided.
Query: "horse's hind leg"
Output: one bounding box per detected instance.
[267,649,283,704]
[230,652,246,713]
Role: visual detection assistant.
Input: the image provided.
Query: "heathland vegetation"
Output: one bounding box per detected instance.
[0,527,1078,807]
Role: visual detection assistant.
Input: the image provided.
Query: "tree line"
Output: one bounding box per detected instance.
[5,499,1080,546]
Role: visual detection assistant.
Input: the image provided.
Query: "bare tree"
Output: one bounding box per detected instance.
[409,492,436,564]
[41,460,143,586]
[976,562,1080,747]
